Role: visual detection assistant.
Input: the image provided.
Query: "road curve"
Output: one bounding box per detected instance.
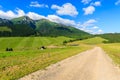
[19,47,120,80]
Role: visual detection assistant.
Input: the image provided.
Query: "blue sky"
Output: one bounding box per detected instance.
[0,0,120,34]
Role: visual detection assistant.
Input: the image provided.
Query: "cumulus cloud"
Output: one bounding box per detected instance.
[91,26,103,34]
[43,18,99,34]
[96,29,103,34]
[81,0,92,4]
[0,8,76,25]
[26,14,76,25]
[0,8,47,20]
[93,26,99,29]
[51,3,78,16]
[84,28,103,34]
[83,6,95,15]
[81,19,97,28]
[0,8,25,19]
[15,8,25,16]
[0,10,15,19]
[75,19,103,34]
[91,1,101,6]
[85,19,97,24]
[26,12,46,20]
[47,15,76,26]
[51,5,60,9]
[30,1,48,8]
[115,0,120,5]
[83,1,101,15]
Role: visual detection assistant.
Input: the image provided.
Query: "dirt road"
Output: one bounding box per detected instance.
[19,47,120,80]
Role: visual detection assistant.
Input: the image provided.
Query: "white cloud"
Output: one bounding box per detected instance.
[75,19,97,31]
[81,19,97,28]
[91,1,101,6]
[83,6,95,15]
[93,26,99,29]
[16,8,25,16]
[0,10,15,19]
[51,5,60,9]
[0,8,76,26]
[86,28,103,34]
[81,0,91,4]
[96,29,103,34]
[115,0,120,5]
[26,12,46,20]
[47,15,76,26]
[75,19,103,34]
[0,8,46,20]
[30,1,48,8]
[51,3,78,16]
[0,8,25,19]
[91,26,103,34]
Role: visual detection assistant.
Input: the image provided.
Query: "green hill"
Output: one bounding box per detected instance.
[0,16,91,38]
[35,19,90,38]
[0,18,13,26]
[11,16,36,29]
[97,33,120,43]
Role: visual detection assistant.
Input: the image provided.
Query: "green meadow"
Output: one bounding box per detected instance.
[0,36,120,80]
[0,36,71,51]
[67,37,107,45]
[0,37,91,80]
[100,43,120,67]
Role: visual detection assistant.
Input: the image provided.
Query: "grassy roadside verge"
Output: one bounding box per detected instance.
[0,45,91,80]
[100,43,120,67]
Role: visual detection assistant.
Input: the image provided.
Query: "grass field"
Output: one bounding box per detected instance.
[100,43,120,67]
[1,36,120,80]
[0,37,91,80]
[67,37,107,46]
[0,36,71,51]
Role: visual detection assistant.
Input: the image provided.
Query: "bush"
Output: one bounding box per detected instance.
[6,48,13,51]
[6,48,9,51]
[63,40,67,45]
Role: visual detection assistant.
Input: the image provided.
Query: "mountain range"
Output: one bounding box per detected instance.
[0,16,90,38]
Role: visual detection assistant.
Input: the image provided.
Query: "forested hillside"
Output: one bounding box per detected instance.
[0,16,90,39]
[97,33,120,43]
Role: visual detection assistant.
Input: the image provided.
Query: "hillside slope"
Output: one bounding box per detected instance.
[0,16,90,38]
[35,19,90,38]
[97,33,120,43]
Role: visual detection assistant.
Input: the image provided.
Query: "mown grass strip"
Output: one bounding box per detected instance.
[0,37,71,51]
[67,37,107,46]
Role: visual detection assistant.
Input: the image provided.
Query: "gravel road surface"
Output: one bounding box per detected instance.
[19,47,120,80]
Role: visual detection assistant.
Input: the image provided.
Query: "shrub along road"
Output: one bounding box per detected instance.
[19,47,120,80]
